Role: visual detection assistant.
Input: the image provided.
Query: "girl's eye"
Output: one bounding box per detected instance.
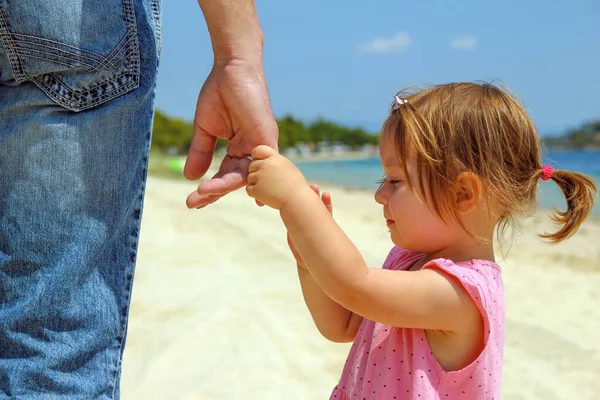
[375,176,402,186]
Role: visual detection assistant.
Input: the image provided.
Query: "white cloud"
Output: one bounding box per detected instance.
[449,36,477,51]
[358,32,411,55]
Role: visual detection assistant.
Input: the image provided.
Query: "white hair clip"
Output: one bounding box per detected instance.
[392,95,409,110]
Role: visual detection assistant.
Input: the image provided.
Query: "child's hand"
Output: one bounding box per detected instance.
[246,145,309,210]
[287,184,332,269]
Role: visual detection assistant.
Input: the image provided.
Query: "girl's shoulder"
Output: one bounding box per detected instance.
[383,246,424,271]
[384,246,501,275]
[422,257,504,321]
[384,247,504,308]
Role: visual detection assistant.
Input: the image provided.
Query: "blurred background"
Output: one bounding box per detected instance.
[123,1,600,399]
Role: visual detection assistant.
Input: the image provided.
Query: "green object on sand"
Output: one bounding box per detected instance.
[168,158,185,173]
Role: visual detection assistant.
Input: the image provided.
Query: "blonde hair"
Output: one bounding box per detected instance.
[381,82,598,243]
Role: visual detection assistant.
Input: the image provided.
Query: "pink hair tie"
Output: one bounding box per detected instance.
[541,165,554,181]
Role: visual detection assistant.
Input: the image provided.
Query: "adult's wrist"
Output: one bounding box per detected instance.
[211,31,264,65]
[198,0,264,64]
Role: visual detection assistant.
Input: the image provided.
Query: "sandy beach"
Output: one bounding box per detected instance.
[121,174,600,400]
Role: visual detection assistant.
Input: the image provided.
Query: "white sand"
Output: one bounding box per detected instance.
[121,175,600,400]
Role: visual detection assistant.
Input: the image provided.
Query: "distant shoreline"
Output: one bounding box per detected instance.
[544,146,600,152]
[288,151,376,164]
[149,151,598,217]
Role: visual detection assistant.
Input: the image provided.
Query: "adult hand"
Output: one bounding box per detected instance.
[184,60,279,209]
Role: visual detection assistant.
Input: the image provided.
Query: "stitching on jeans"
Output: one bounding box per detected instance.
[13,48,98,72]
[7,31,128,71]
[42,65,131,94]
[108,1,141,396]
[34,35,139,96]
[0,10,27,81]
[5,27,130,72]
[110,161,150,399]
[12,41,106,68]
[32,72,139,112]
[95,34,130,70]
[98,35,133,70]
[7,32,109,58]
[34,80,138,112]
[150,0,162,59]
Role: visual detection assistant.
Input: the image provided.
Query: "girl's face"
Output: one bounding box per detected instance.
[374,136,457,254]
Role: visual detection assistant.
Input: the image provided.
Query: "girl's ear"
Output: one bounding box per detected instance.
[453,172,483,214]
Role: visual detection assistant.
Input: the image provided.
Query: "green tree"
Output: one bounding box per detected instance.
[151,110,194,154]
[278,114,310,149]
[152,109,380,154]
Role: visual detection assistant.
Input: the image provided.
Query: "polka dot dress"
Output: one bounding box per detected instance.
[329,247,505,399]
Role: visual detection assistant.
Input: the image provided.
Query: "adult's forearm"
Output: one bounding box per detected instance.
[197,0,264,62]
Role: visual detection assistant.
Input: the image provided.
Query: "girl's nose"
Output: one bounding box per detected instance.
[374,185,387,205]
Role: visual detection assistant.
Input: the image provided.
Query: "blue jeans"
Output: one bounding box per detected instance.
[0,0,161,398]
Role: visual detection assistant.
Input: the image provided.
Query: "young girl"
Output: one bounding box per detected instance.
[245,82,598,399]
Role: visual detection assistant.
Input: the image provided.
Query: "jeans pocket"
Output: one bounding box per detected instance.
[0,0,140,112]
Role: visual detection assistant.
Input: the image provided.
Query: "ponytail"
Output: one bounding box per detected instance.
[536,169,598,243]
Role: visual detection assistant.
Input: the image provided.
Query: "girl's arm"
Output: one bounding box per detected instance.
[281,189,480,332]
[288,185,362,342]
[297,264,363,342]
[245,146,479,332]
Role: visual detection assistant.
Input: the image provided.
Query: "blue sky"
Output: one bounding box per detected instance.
[155,0,600,136]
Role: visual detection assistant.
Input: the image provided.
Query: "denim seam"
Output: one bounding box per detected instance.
[10,32,111,62]
[109,0,145,391]
[98,35,135,71]
[32,72,139,112]
[0,11,28,82]
[12,33,129,74]
[38,62,134,94]
[13,40,111,69]
[10,33,129,74]
[12,48,98,72]
[149,0,162,60]
[96,35,131,71]
[110,150,150,400]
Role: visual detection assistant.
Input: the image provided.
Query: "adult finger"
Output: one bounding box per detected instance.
[183,127,217,181]
[195,172,246,196]
[187,192,222,209]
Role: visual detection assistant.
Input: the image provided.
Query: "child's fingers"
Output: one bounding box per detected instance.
[309,184,320,195]
[308,184,332,213]
[322,191,333,214]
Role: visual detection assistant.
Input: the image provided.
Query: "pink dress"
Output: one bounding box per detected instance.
[329,247,505,399]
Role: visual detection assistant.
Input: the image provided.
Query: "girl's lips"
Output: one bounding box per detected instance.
[386,219,395,225]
